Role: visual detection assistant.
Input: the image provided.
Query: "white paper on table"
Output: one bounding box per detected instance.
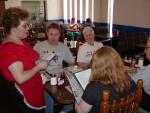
[41,52,56,61]
[74,68,91,90]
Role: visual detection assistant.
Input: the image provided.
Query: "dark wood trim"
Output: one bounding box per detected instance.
[0,1,5,26]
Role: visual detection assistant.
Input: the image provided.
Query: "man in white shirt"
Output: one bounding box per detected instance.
[132,39,150,112]
[132,39,150,95]
[77,26,103,69]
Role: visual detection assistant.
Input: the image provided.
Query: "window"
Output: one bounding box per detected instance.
[107,0,114,37]
[63,0,94,23]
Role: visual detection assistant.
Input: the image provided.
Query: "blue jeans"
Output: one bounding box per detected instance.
[61,104,73,113]
[45,91,73,113]
[44,91,54,113]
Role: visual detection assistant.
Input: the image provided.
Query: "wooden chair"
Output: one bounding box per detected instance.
[100,79,143,113]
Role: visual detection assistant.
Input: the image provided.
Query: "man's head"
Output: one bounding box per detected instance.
[86,18,92,23]
[144,39,150,60]
[82,26,95,45]
[71,17,75,24]
[46,23,61,45]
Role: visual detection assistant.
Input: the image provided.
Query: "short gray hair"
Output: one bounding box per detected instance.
[82,26,94,35]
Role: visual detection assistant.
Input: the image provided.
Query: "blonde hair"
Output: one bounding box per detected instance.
[90,46,131,93]
[82,26,94,35]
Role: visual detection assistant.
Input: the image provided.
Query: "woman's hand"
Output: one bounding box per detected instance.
[124,66,137,74]
[37,60,49,70]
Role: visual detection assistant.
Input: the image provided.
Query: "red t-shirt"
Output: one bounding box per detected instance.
[0,39,45,109]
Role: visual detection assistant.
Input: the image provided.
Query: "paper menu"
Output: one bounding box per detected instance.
[41,52,56,61]
[74,68,91,90]
[64,67,91,104]
[64,69,84,104]
[65,65,83,73]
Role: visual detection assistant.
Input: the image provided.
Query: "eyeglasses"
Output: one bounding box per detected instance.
[23,23,30,29]
[18,22,30,30]
[145,46,150,49]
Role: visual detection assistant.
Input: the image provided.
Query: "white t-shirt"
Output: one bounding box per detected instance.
[132,64,150,95]
[77,41,103,63]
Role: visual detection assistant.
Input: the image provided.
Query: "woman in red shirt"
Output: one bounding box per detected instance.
[0,7,48,113]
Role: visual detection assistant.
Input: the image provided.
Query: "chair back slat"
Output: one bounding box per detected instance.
[100,79,143,113]
[100,90,110,113]
[111,100,117,113]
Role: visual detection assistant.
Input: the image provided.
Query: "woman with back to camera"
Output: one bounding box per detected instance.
[75,46,137,113]
[0,7,48,113]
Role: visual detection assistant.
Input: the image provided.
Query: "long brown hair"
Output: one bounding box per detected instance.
[90,46,131,93]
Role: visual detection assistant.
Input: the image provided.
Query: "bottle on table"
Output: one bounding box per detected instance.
[64,38,68,46]
[138,57,144,67]
[58,71,65,87]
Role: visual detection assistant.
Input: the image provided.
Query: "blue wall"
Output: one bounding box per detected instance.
[47,19,150,37]
[95,22,150,37]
